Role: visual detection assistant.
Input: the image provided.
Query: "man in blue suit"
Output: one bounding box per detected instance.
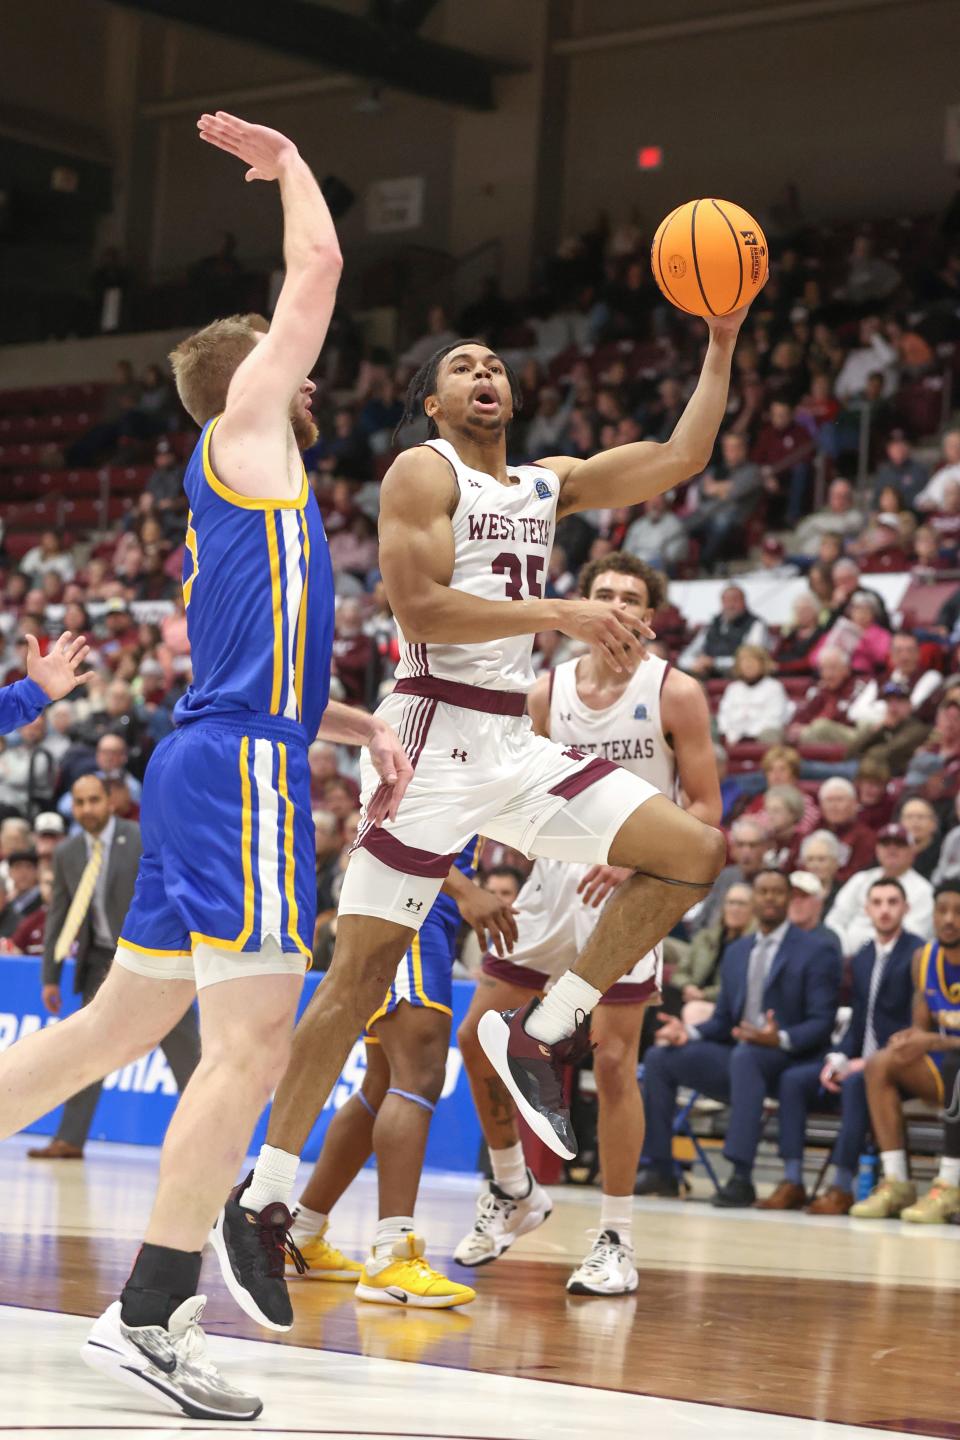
[770,877,918,1214]
[637,869,842,1207]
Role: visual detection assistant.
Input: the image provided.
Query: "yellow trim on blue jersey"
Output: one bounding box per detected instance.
[202,415,308,511]
[921,941,934,994]
[411,935,454,1016]
[293,512,311,722]
[117,937,192,958]
[189,736,256,951]
[935,945,960,1005]
[278,741,310,958]
[264,513,285,714]
[471,836,483,870]
[183,512,199,608]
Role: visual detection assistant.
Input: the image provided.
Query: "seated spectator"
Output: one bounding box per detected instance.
[834,316,898,403]
[331,598,378,708]
[684,432,764,570]
[0,849,41,939]
[0,714,58,815]
[788,647,864,745]
[903,688,960,807]
[761,785,807,870]
[811,590,891,675]
[884,317,934,377]
[870,429,929,511]
[855,757,894,832]
[314,808,344,916]
[853,513,910,573]
[846,681,932,776]
[913,524,952,574]
[33,810,66,863]
[840,235,901,307]
[792,479,864,557]
[328,512,379,579]
[751,399,814,526]
[845,631,943,732]
[786,870,839,948]
[774,878,918,1214]
[545,544,577,598]
[3,856,53,955]
[666,882,755,1028]
[691,816,768,932]
[678,584,769,678]
[826,823,934,954]
[522,386,571,458]
[20,531,76,586]
[916,427,960,511]
[797,829,843,910]
[927,478,960,559]
[815,778,879,885]
[716,645,791,745]
[146,438,187,526]
[401,304,457,369]
[850,882,960,1223]
[772,591,828,674]
[637,870,841,1206]
[742,745,819,834]
[622,493,689,570]
[898,796,942,880]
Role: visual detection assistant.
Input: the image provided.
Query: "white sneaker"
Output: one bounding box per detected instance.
[566,1229,638,1296]
[453,1170,552,1266]
[81,1296,263,1421]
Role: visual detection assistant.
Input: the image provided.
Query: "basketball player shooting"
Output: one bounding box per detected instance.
[213,305,749,1331]
[454,553,720,1295]
[0,113,412,1422]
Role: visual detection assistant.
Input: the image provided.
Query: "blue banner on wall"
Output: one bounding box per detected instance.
[0,957,483,1173]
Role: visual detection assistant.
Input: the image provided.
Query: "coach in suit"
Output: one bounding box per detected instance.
[771,876,918,1214]
[637,869,842,1207]
[28,772,199,1159]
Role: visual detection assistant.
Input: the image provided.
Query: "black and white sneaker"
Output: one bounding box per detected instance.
[81,1295,262,1421]
[209,1172,305,1332]
[453,1170,553,1266]
[477,998,591,1160]
[566,1230,639,1296]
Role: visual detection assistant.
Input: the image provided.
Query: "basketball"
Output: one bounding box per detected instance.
[651,199,768,317]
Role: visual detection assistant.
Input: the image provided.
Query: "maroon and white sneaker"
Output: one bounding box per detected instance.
[477,998,591,1160]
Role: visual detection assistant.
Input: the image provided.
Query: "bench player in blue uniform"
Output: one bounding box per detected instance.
[0,113,409,1422]
[0,631,93,732]
[851,880,960,1223]
[284,837,515,1308]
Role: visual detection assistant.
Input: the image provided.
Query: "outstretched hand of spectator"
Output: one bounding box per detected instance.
[198,111,298,183]
[27,631,94,701]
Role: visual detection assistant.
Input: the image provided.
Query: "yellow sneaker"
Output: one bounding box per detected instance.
[288,1221,363,1282]
[901,1179,960,1225]
[355,1234,476,1309]
[849,1178,917,1219]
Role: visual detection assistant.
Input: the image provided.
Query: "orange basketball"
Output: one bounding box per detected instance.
[651,199,768,318]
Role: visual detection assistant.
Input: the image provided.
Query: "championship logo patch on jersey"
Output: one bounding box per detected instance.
[633,703,648,720]
[535,478,552,500]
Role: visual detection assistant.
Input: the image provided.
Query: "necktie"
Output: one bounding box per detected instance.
[743,935,773,1027]
[862,945,888,1059]
[54,838,104,963]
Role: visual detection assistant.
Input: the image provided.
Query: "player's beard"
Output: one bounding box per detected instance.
[292,409,318,451]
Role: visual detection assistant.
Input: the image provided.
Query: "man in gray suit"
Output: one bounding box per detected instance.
[28,772,199,1159]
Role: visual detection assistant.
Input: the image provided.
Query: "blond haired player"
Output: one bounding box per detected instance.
[455,553,719,1293]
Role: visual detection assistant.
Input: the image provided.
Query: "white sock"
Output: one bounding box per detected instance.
[880,1149,908,1183]
[490,1142,530,1199]
[241,1144,301,1211]
[600,1193,634,1248]
[939,1157,960,1187]
[290,1203,327,1246]
[525,972,603,1044]
[371,1215,415,1263]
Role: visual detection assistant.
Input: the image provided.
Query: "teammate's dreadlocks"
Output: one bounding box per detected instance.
[394,340,523,442]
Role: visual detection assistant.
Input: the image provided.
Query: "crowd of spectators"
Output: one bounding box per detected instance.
[3,198,960,1207]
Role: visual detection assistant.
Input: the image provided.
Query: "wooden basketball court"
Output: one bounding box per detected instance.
[3,1135,957,1438]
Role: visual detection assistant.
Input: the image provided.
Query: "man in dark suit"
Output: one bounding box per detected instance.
[771,877,918,1214]
[28,773,199,1159]
[637,869,842,1207]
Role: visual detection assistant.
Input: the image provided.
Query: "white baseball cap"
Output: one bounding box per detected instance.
[789,870,824,898]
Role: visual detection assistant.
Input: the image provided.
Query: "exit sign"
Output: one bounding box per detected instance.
[636,146,663,171]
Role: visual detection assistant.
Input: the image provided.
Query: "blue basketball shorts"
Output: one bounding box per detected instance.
[116,714,315,987]
[365,914,456,1040]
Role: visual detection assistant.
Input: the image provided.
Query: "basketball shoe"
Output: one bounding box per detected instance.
[477,998,591,1160]
[849,1178,917,1219]
[566,1230,638,1296]
[209,1172,304,1331]
[288,1217,363,1282]
[81,1295,262,1421]
[900,1178,960,1224]
[355,1234,476,1308]
[453,1171,552,1266]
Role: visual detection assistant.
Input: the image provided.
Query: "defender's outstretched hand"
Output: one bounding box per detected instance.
[198,111,298,183]
[27,631,94,701]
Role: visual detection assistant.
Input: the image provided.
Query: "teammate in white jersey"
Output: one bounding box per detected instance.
[217,312,748,1327]
[455,553,720,1294]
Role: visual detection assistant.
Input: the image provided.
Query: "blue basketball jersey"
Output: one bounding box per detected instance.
[174,415,335,741]
[430,835,482,938]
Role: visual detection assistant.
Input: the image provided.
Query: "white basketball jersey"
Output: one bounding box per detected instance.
[549,653,678,799]
[394,437,559,692]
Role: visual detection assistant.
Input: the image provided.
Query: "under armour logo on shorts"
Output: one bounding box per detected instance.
[405,898,424,912]
[451,749,468,762]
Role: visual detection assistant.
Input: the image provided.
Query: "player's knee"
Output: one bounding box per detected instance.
[456,1010,484,1063]
[395,1058,446,1108]
[593,1041,636,1099]
[697,824,727,884]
